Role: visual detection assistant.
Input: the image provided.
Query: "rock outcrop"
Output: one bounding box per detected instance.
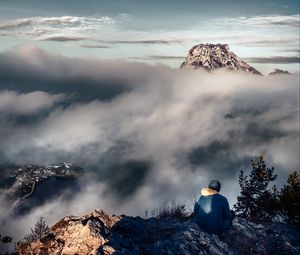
[180,43,262,75]
[269,68,291,76]
[18,209,300,255]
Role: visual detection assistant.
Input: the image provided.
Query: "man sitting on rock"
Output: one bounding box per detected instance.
[193,180,234,235]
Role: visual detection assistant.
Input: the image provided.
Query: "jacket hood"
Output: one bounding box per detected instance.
[201,188,219,196]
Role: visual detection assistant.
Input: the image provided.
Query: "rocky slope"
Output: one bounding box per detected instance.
[180,43,262,75]
[18,209,300,255]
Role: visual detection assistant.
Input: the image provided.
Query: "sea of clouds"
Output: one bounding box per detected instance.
[0,45,299,244]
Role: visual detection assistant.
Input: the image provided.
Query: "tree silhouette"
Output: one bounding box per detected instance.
[24,217,49,243]
[0,234,12,243]
[279,171,300,224]
[234,157,278,221]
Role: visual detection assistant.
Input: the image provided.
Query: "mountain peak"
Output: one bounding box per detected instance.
[180,43,262,75]
[269,68,291,76]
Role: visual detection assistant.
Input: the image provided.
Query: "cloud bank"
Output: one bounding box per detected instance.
[0,90,64,115]
[0,46,299,244]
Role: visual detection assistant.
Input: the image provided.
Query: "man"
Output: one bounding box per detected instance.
[193,180,233,235]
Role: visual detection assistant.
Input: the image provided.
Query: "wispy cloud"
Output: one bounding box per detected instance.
[0,15,116,41]
[221,14,300,27]
[1,14,298,46]
[40,35,87,42]
[130,55,185,61]
[96,39,183,45]
[80,44,111,49]
[245,56,300,64]
[280,48,300,55]
[0,16,116,30]
[237,39,297,47]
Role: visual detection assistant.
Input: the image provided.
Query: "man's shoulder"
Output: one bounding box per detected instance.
[215,193,229,202]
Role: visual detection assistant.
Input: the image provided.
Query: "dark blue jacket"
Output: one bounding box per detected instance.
[194,188,232,234]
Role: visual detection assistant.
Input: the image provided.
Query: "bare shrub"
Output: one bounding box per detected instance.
[150,200,189,221]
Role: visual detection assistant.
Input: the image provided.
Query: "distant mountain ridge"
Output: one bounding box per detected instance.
[180,43,261,75]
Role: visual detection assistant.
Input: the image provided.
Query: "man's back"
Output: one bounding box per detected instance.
[194,187,231,234]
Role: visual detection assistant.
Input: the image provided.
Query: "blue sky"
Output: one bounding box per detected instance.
[0,0,299,73]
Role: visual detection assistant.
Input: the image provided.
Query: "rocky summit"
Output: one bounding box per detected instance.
[18,209,300,255]
[180,43,262,75]
[269,68,291,76]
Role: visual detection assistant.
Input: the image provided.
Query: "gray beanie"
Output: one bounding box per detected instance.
[208,180,221,192]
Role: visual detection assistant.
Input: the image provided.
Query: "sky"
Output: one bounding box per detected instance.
[0,0,299,73]
[0,1,299,246]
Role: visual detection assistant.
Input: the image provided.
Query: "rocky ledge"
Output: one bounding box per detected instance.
[18,209,300,255]
[180,43,262,75]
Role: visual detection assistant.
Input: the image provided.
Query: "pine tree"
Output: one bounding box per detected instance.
[24,217,49,243]
[279,171,300,224]
[234,156,278,221]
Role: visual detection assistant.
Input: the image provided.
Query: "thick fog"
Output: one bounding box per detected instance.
[0,45,299,243]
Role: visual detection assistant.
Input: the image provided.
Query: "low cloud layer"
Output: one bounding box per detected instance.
[0,45,162,101]
[0,46,299,243]
[0,90,64,115]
